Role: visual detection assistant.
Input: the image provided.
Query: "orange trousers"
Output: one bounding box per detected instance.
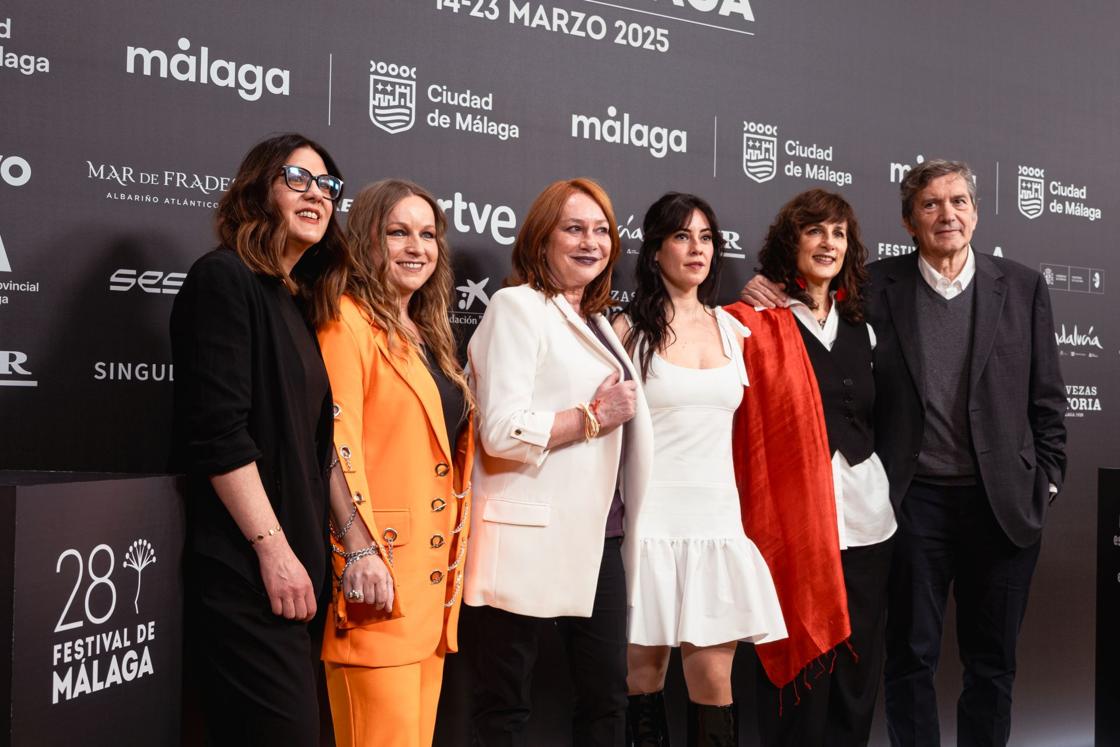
[326,649,446,747]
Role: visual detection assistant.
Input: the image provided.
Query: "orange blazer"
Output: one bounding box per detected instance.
[318,295,474,668]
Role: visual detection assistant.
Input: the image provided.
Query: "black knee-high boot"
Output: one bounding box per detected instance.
[686,701,736,747]
[627,692,671,746]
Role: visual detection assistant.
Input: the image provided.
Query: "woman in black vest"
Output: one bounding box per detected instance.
[753,189,897,746]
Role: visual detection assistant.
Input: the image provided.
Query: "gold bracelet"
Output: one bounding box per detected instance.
[576,402,600,440]
[248,524,282,545]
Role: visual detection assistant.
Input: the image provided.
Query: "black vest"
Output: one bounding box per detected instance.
[797,316,875,465]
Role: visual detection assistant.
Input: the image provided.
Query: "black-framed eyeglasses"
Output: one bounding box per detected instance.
[279,165,344,201]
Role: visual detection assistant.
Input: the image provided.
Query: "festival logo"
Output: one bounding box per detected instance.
[1017,166,1045,220]
[0,231,9,272]
[742,121,777,183]
[122,539,157,614]
[369,61,417,134]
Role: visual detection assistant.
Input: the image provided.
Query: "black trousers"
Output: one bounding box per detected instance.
[467,537,629,747]
[756,536,895,747]
[186,554,325,747]
[884,482,1041,747]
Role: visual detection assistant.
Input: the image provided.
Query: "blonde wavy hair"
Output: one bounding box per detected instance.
[335,179,472,410]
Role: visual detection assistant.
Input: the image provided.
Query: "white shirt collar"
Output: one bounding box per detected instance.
[788,292,840,348]
[917,246,975,300]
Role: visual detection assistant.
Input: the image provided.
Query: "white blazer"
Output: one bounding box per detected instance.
[463,285,653,618]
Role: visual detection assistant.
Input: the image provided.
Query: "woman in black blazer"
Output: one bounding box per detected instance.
[170,133,362,745]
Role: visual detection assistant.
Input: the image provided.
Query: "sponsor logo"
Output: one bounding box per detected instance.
[1017,166,1044,220]
[0,350,36,387]
[86,160,230,210]
[571,106,687,159]
[1054,323,1103,359]
[1,153,30,187]
[0,17,50,75]
[1065,383,1101,418]
[0,231,9,272]
[437,192,517,245]
[93,362,174,382]
[450,277,491,327]
[108,269,186,295]
[721,229,745,259]
[125,37,289,102]
[1017,164,1101,222]
[369,61,417,134]
[742,122,851,186]
[742,121,777,183]
[370,62,520,141]
[1041,263,1105,294]
[889,155,925,183]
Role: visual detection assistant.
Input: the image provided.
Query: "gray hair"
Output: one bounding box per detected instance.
[900,159,977,221]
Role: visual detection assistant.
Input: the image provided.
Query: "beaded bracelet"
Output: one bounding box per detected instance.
[248,524,282,546]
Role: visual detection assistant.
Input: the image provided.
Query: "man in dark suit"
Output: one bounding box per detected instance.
[870,160,1066,747]
[742,159,1067,746]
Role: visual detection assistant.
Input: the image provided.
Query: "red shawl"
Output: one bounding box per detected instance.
[724,302,849,688]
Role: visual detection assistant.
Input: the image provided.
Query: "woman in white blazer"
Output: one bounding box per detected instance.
[463,178,653,746]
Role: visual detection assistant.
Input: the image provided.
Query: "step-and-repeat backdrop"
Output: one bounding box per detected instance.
[2,1,1116,743]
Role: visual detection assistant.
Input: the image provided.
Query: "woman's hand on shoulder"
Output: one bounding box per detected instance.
[740,274,788,308]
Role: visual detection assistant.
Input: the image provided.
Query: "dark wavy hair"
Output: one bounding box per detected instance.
[507,178,621,317]
[756,188,867,324]
[215,132,351,327]
[621,192,726,381]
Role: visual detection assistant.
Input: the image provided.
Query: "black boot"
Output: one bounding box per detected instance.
[627,691,671,746]
[686,701,736,747]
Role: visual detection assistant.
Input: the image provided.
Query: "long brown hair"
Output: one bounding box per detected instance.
[757,188,868,324]
[215,133,350,326]
[334,179,472,409]
[507,178,620,317]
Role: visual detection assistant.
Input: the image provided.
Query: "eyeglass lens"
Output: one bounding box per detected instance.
[282,165,343,201]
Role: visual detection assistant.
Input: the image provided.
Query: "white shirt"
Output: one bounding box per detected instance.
[788,296,897,549]
[918,246,975,300]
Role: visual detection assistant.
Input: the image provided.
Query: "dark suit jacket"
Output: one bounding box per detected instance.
[866,251,1067,548]
[170,247,333,596]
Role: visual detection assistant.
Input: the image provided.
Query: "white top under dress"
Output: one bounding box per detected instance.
[624,309,788,648]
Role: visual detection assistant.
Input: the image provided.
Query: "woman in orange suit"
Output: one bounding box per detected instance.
[317,178,474,747]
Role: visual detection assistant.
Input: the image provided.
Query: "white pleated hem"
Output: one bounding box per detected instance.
[627,536,788,648]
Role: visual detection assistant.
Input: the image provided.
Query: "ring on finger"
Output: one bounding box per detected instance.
[346,589,364,601]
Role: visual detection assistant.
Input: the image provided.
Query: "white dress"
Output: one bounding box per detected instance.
[625,310,788,648]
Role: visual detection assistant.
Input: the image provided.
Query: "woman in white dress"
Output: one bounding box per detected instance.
[615,192,787,746]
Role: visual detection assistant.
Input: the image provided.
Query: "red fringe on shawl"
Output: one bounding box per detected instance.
[724,302,850,688]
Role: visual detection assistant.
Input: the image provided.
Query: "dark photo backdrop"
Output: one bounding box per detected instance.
[2,2,1117,744]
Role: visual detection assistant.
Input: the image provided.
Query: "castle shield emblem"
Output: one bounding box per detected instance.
[743,128,777,183]
[369,67,416,135]
[1017,174,1044,219]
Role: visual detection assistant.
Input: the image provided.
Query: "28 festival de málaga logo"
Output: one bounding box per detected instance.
[50,539,161,704]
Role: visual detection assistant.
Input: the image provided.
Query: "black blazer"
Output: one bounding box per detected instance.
[866,251,1067,548]
[170,248,333,595]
